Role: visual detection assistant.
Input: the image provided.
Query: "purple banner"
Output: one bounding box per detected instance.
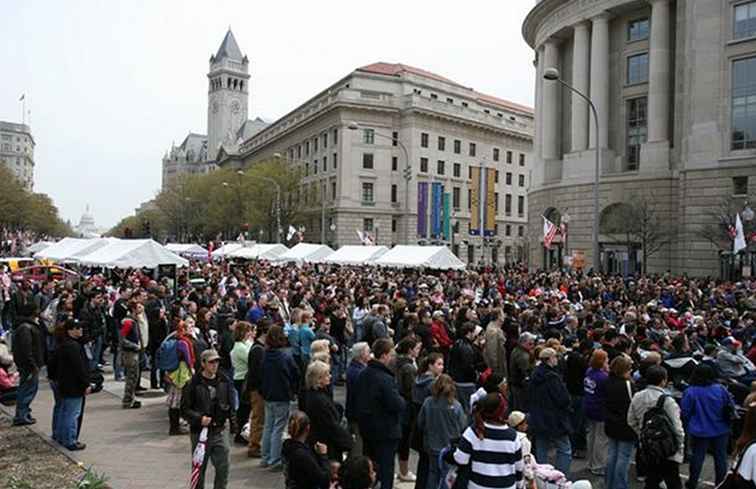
[431,182,443,238]
[417,182,428,238]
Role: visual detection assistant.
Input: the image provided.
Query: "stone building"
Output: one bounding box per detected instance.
[0,121,34,190]
[161,29,268,189]
[523,0,756,276]
[222,63,533,265]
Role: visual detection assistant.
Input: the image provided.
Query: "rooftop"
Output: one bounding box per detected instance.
[213,29,244,62]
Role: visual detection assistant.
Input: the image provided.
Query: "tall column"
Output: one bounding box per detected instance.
[542,39,561,160]
[534,49,544,158]
[647,0,671,142]
[571,21,590,152]
[589,13,610,149]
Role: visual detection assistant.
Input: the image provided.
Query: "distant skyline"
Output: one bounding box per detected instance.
[0,0,535,228]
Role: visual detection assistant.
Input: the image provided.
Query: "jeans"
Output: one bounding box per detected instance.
[364,438,400,489]
[56,396,83,448]
[14,370,39,423]
[645,459,682,489]
[426,450,442,489]
[586,419,608,472]
[569,394,586,451]
[89,335,103,372]
[455,382,477,414]
[190,429,230,489]
[51,381,62,440]
[534,434,572,476]
[688,434,729,488]
[261,401,290,466]
[234,380,250,437]
[606,438,634,489]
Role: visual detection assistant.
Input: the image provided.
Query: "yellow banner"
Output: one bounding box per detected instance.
[485,167,496,234]
[470,166,481,235]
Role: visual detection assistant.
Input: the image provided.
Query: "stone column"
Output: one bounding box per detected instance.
[647,0,671,142]
[534,49,543,158]
[542,39,561,160]
[571,21,590,152]
[589,13,610,149]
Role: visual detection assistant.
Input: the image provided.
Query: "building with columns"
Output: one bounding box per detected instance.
[523,0,756,276]
[0,121,34,190]
[220,63,533,265]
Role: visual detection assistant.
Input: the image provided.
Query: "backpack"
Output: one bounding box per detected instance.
[638,394,679,466]
[156,337,180,371]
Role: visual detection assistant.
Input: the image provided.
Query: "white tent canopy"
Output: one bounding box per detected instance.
[273,243,334,264]
[228,244,289,261]
[165,243,208,256]
[373,245,466,270]
[26,241,54,255]
[211,243,245,259]
[35,237,113,262]
[78,239,188,268]
[322,245,389,265]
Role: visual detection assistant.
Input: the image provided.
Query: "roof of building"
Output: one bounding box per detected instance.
[236,117,269,141]
[357,62,533,115]
[214,29,244,62]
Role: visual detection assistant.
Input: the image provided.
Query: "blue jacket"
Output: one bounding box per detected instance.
[681,383,733,438]
[260,348,300,402]
[345,360,366,422]
[417,397,467,453]
[354,360,406,441]
[527,363,573,436]
[582,368,609,421]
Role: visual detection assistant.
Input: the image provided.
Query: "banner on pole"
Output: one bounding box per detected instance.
[442,192,451,241]
[417,182,429,238]
[431,182,443,238]
[484,167,496,237]
[470,167,481,236]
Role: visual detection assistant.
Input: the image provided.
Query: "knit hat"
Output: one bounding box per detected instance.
[508,411,527,428]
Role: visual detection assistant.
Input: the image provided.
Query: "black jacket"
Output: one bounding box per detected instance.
[80,303,106,341]
[395,355,417,401]
[11,317,44,374]
[181,371,235,433]
[527,363,573,436]
[604,374,636,442]
[281,439,330,489]
[244,340,265,392]
[448,338,481,384]
[354,360,406,441]
[260,348,300,402]
[304,388,353,457]
[52,336,89,398]
[564,350,589,396]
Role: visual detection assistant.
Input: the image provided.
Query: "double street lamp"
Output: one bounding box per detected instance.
[543,67,601,273]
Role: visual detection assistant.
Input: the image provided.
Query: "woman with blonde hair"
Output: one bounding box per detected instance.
[303,361,353,460]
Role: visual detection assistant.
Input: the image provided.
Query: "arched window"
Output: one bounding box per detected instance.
[227,77,231,88]
[233,79,238,90]
[239,81,244,91]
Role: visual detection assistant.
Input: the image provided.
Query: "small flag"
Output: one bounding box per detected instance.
[19,94,24,101]
[287,225,297,241]
[735,213,747,253]
[543,216,558,249]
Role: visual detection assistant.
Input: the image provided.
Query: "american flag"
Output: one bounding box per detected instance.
[543,216,558,249]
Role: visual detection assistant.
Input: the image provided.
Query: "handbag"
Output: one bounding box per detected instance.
[717,441,756,489]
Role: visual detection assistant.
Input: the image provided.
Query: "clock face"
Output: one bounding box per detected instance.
[212,101,219,114]
[231,100,241,114]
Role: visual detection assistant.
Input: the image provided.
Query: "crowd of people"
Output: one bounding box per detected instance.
[5,257,756,489]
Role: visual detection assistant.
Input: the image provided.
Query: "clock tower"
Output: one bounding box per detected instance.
[207,29,250,161]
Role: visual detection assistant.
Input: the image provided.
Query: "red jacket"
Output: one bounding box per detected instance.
[431,320,453,350]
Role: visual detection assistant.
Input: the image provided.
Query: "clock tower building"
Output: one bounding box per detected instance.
[207,29,249,161]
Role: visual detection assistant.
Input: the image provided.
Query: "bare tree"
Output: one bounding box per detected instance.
[700,195,756,252]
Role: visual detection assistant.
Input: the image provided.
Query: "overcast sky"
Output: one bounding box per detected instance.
[1,0,536,229]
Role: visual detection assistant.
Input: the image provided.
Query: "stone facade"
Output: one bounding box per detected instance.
[523,0,756,276]
[224,63,534,265]
[0,121,34,190]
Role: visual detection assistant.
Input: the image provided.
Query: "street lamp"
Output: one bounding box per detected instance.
[347,122,412,245]
[743,201,754,222]
[544,67,601,273]
[561,209,571,258]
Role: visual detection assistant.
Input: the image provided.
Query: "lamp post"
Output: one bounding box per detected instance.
[562,208,571,261]
[347,122,412,245]
[544,67,601,273]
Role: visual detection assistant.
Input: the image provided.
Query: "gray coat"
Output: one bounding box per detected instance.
[627,385,685,463]
[417,396,467,453]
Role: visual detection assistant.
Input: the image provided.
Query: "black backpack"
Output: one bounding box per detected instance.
[638,394,679,466]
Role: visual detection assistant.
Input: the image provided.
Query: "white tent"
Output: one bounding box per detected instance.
[273,243,334,265]
[35,237,112,262]
[26,241,54,255]
[322,245,389,265]
[211,243,245,259]
[228,244,289,261]
[373,245,466,270]
[78,239,188,268]
[165,243,208,256]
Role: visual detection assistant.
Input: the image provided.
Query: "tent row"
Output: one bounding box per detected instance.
[35,237,188,268]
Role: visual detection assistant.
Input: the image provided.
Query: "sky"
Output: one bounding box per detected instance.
[0,0,536,229]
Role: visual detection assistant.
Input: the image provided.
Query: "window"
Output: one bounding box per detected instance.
[506,172,512,185]
[322,133,328,149]
[735,2,756,39]
[314,137,318,152]
[468,166,473,180]
[518,196,525,216]
[438,136,446,151]
[333,128,338,144]
[505,194,512,215]
[363,218,374,231]
[362,183,374,203]
[467,189,472,209]
[421,133,429,148]
[495,192,500,212]
[392,156,398,171]
[453,187,461,208]
[453,163,461,178]
[333,152,338,168]
[628,18,650,42]
[363,129,375,144]
[462,101,469,108]
[519,153,525,166]
[391,131,398,146]
[323,156,327,172]
[518,174,525,187]
[627,97,648,169]
[305,141,310,155]
[314,159,318,174]
[732,57,756,150]
[331,182,337,200]
[454,140,461,154]
[734,176,749,195]
[305,162,310,176]
[437,160,445,175]
[505,224,512,237]
[627,53,649,84]
[391,184,398,203]
[469,143,476,157]
[413,88,422,95]
[518,225,524,237]
[362,153,374,169]
[420,157,429,173]
[493,148,500,162]
[495,170,499,183]
[446,97,454,104]
[298,145,302,158]
[430,93,438,100]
